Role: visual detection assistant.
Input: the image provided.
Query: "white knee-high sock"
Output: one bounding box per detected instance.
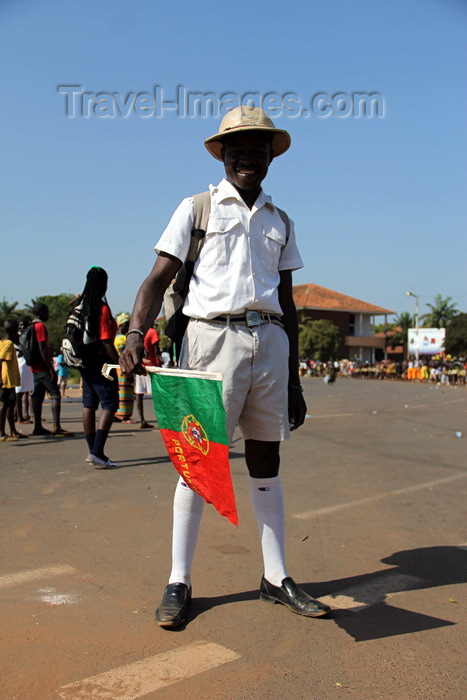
[249,475,288,587]
[168,477,205,587]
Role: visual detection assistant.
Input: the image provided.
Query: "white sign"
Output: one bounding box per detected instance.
[408,328,445,355]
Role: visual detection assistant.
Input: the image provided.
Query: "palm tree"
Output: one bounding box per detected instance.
[386,311,414,359]
[421,295,459,328]
[0,297,19,325]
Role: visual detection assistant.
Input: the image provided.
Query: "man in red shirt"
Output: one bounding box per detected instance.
[134,326,162,428]
[144,327,162,367]
[30,303,73,437]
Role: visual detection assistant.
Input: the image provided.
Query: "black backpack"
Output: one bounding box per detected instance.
[61,302,98,369]
[19,323,41,366]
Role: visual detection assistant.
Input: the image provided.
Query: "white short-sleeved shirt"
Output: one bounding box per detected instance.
[155,178,303,319]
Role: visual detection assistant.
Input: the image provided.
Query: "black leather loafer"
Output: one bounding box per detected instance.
[260,576,330,617]
[155,582,192,627]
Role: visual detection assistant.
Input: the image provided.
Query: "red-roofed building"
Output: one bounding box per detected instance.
[293,283,395,362]
[374,330,404,360]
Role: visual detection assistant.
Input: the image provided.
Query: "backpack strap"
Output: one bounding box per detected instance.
[186,190,211,263]
[193,190,211,232]
[275,206,290,242]
[187,193,288,259]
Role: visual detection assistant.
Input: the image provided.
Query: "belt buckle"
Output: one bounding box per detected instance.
[245,310,262,327]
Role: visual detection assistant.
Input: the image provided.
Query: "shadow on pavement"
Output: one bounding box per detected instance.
[184,546,465,640]
[333,601,454,642]
[116,456,172,468]
[308,545,465,641]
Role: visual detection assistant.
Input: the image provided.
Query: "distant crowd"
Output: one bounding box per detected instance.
[299,357,467,385]
[0,298,169,447]
[3,302,466,443]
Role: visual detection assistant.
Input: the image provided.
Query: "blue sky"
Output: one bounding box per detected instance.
[1,0,466,321]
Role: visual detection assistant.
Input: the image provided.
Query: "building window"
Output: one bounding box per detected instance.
[349,314,356,336]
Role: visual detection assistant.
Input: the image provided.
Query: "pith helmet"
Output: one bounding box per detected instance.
[204,106,291,161]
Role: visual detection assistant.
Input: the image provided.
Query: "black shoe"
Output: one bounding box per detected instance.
[155,583,192,627]
[260,576,330,617]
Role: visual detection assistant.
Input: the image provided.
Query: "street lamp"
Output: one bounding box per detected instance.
[406,291,419,361]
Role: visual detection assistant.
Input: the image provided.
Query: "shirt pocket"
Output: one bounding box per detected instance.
[205,216,241,265]
[262,224,285,270]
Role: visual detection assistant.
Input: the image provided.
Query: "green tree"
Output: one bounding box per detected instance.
[444,313,467,357]
[155,318,171,351]
[297,309,309,325]
[386,311,414,359]
[421,294,459,328]
[299,319,341,361]
[374,321,395,334]
[0,297,19,326]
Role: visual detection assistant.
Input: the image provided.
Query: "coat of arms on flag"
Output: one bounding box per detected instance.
[101,364,238,525]
[181,415,209,455]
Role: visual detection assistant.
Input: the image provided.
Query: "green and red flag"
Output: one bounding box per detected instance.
[149,368,238,526]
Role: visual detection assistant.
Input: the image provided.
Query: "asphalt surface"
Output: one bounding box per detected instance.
[1,378,466,699]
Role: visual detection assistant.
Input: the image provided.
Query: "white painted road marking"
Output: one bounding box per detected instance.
[317,573,426,611]
[58,642,240,700]
[0,564,76,589]
[294,472,467,519]
[36,587,78,605]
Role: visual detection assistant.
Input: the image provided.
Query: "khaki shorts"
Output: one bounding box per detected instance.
[180,319,290,442]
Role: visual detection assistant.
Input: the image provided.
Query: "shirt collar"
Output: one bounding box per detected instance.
[210,178,274,211]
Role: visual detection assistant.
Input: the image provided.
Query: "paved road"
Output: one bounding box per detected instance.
[1,379,466,699]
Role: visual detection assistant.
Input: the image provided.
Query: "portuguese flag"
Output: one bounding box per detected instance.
[150,368,238,526]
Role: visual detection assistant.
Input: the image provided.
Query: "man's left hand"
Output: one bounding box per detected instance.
[288,386,307,431]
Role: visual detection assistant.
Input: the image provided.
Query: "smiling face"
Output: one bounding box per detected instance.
[221,131,273,202]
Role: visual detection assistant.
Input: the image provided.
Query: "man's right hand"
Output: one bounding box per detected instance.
[119,334,146,375]
[117,253,182,376]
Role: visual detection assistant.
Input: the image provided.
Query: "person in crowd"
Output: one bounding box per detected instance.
[15,316,34,423]
[419,361,429,382]
[120,106,330,627]
[0,319,25,441]
[160,349,171,368]
[134,326,162,429]
[113,313,135,423]
[56,350,69,397]
[77,266,120,468]
[459,362,467,387]
[30,303,74,437]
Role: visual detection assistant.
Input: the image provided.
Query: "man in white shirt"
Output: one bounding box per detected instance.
[120,106,330,627]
